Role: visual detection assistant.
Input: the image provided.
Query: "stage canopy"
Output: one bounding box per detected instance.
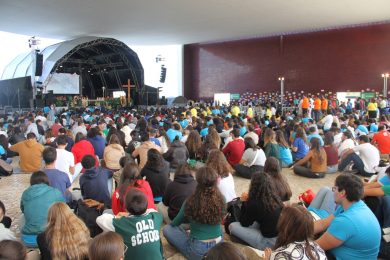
[1,36,146,105]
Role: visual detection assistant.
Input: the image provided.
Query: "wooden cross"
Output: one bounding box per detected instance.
[122,79,134,106]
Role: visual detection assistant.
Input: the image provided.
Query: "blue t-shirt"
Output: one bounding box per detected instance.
[278,145,293,165]
[180,119,189,129]
[293,138,309,159]
[239,127,247,137]
[0,145,6,156]
[150,137,161,147]
[308,134,324,146]
[166,129,183,143]
[44,168,71,202]
[200,127,209,138]
[328,201,381,260]
[302,117,311,124]
[356,125,369,135]
[212,109,221,115]
[370,123,378,133]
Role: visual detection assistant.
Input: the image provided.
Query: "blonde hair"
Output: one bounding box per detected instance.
[46,202,90,260]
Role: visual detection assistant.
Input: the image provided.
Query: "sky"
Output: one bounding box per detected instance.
[0,31,182,98]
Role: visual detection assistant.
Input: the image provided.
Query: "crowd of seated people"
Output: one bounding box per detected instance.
[0,94,390,259]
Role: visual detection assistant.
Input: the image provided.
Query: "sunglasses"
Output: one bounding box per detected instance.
[124,244,128,255]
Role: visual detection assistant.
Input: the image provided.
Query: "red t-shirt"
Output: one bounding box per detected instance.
[51,123,62,137]
[222,139,245,166]
[372,131,390,154]
[111,179,157,215]
[323,145,338,166]
[71,140,96,164]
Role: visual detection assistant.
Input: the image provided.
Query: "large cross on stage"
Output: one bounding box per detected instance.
[122,79,134,106]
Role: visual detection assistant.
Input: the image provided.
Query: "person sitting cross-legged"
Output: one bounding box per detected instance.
[9,132,44,173]
[79,155,113,208]
[96,189,164,260]
[20,171,64,247]
[292,137,327,179]
[338,135,380,177]
[314,174,381,259]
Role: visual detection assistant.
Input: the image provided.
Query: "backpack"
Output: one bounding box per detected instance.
[223,197,242,234]
[0,159,13,176]
[74,199,104,237]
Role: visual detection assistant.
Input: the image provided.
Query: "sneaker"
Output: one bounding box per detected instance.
[383,227,390,235]
[384,234,390,243]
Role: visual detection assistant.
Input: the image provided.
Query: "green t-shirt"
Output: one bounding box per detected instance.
[171,202,223,240]
[382,185,390,196]
[113,212,163,260]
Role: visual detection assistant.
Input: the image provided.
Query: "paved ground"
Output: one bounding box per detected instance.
[0,157,339,259]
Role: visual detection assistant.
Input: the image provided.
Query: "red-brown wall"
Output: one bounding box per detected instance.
[183,23,390,100]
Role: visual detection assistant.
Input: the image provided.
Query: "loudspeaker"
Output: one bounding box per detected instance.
[35,53,43,76]
[159,66,167,83]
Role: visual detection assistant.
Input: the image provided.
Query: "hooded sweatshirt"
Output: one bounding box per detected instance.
[10,139,44,172]
[163,174,197,220]
[103,144,125,170]
[140,160,171,198]
[79,167,113,208]
[163,140,189,169]
[20,184,64,235]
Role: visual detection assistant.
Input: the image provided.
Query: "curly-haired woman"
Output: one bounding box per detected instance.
[263,205,326,260]
[37,202,90,260]
[206,149,237,203]
[229,173,283,250]
[163,167,226,259]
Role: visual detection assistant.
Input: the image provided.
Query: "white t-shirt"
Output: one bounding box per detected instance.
[322,114,334,130]
[218,173,237,203]
[55,148,75,181]
[353,143,380,173]
[242,148,266,167]
[333,133,343,147]
[338,139,355,157]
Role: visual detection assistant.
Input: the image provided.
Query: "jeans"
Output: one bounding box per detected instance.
[338,153,375,177]
[163,225,222,260]
[326,165,338,173]
[374,196,390,228]
[157,203,172,224]
[313,110,322,122]
[229,222,276,250]
[308,187,336,216]
[293,165,325,179]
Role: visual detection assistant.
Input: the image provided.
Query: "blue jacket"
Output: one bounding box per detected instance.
[20,184,64,235]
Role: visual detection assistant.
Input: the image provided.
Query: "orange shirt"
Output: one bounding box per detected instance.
[313,98,321,110]
[321,99,328,110]
[372,130,390,154]
[302,97,309,109]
